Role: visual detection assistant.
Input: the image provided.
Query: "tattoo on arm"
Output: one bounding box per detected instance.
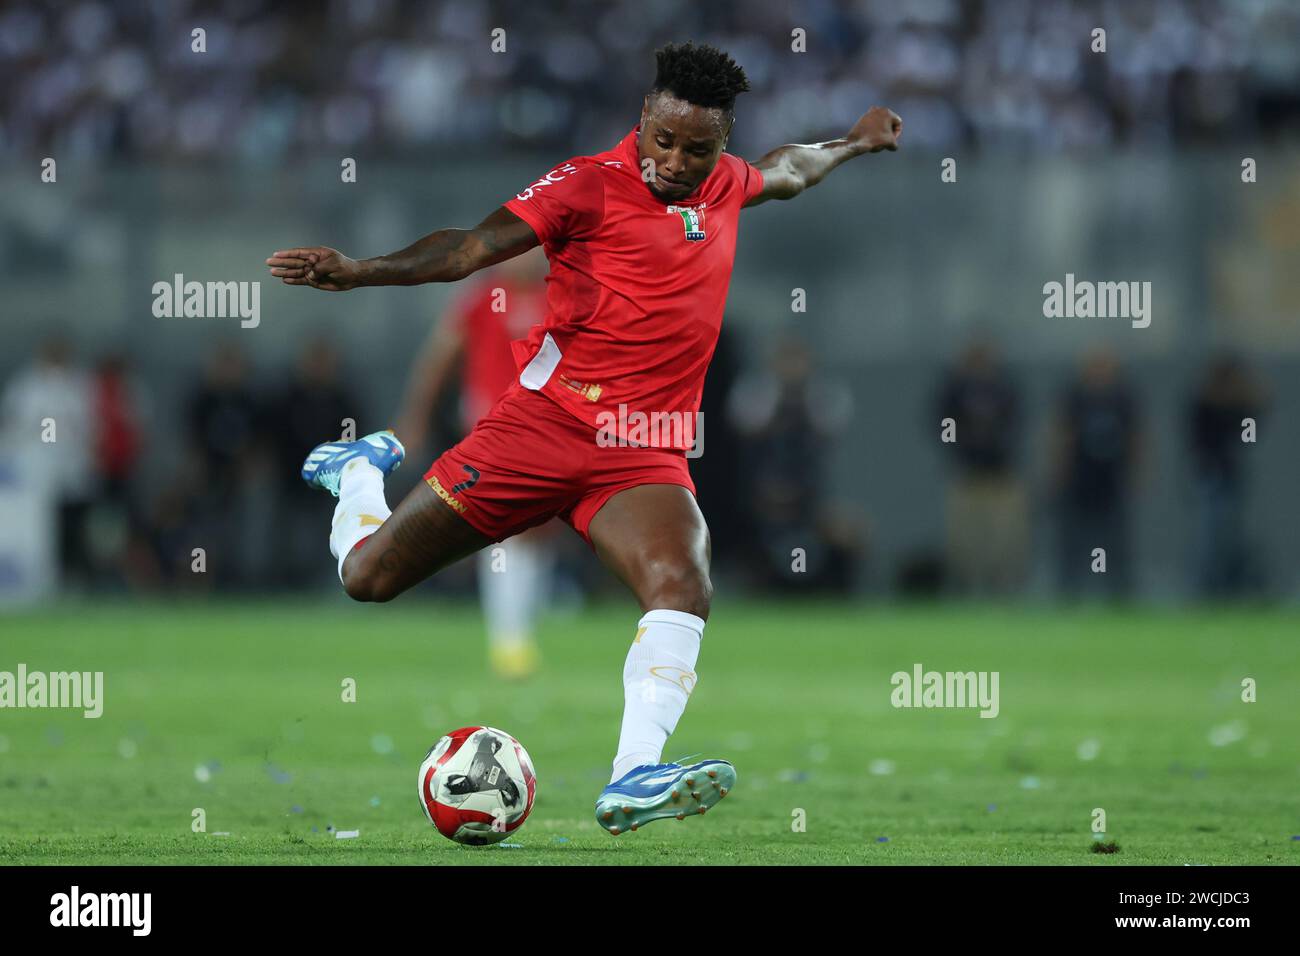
[360,207,538,286]
[360,229,474,286]
[750,139,861,205]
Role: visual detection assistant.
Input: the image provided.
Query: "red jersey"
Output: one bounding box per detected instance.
[451,278,547,429]
[503,125,764,450]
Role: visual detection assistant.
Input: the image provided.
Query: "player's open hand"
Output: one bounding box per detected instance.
[265,246,363,291]
[848,106,902,154]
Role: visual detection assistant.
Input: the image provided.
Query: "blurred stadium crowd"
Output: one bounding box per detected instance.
[3,0,1299,161]
[1,325,1272,601]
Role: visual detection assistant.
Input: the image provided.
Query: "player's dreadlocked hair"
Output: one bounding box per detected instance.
[650,42,751,115]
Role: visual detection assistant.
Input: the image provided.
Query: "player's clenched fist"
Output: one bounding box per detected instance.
[847,106,902,154]
[265,246,363,291]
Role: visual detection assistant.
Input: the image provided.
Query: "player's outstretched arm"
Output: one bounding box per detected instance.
[743,106,901,208]
[265,206,540,291]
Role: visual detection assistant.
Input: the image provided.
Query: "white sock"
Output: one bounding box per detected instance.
[610,609,704,783]
[329,459,391,583]
[477,535,552,650]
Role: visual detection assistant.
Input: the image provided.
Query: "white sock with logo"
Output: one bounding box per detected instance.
[329,458,392,583]
[610,609,704,783]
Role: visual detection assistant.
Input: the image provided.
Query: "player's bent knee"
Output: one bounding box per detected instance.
[349,577,399,603]
[341,551,401,604]
[343,570,401,603]
[643,565,712,621]
[341,566,375,603]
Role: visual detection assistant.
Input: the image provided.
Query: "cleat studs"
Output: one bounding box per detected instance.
[630,823,638,831]
[685,777,694,787]
[707,770,717,779]
[719,788,728,797]
[622,806,633,815]
[698,806,707,814]
[602,810,614,822]
[676,813,685,821]
[671,790,680,803]
[712,782,720,790]
[610,826,621,835]
[691,791,701,801]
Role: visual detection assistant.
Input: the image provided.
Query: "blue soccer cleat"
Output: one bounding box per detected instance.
[301,430,405,497]
[595,759,736,835]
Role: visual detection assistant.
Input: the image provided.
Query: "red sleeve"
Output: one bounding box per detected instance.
[738,157,765,204]
[503,160,605,244]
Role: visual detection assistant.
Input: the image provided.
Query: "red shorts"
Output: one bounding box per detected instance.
[423,382,696,548]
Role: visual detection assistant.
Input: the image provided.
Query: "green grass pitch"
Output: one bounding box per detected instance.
[1,599,1296,865]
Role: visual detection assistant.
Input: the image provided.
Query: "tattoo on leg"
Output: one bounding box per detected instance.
[391,510,444,567]
[363,485,487,594]
[393,491,482,573]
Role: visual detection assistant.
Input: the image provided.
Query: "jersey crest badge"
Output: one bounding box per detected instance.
[667,203,706,242]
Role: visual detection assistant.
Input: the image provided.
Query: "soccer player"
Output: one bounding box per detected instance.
[266,42,901,834]
[392,248,556,680]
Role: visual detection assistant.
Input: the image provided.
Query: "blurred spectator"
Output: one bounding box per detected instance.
[278,338,357,476]
[275,338,360,587]
[728,337,864,592]
[934,337,1026,596]
[87,354,149,588]
[1049,348,1142,600]
[1188,354,1269,597]
[185,343,266,588]
[0,336,94,589]
[188,343,261,502]
[92,354,146,503]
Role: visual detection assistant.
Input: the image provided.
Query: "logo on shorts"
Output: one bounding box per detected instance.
[667,203,706,241]
[426,474,468,513]
[451,464,480,494]
[558,373,602,402]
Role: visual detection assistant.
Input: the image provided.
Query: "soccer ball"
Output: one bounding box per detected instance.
[417,726,537,845]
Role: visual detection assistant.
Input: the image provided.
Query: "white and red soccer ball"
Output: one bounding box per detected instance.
[418,726,537,845]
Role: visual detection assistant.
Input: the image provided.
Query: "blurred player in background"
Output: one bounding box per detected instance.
[268,41,901,834]
[393,248,554,680]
